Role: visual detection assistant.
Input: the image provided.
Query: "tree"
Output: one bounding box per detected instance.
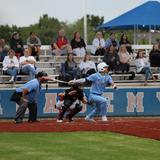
[0,14,105,45]
[0,25,13,43]
[87,14,104,28]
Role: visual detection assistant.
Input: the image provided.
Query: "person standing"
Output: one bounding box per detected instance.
[69,62,117,122]
[10,71,55,124]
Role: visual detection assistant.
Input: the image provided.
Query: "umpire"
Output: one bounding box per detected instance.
[10,71,53,124]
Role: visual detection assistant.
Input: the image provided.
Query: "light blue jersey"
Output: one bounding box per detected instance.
[86,72,113,95]
[85,72,113,119]
[16,79,41,103]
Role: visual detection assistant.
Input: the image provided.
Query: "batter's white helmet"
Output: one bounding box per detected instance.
[97,62,109,72]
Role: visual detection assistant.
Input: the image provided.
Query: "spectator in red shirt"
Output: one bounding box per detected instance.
[51,29,72,56]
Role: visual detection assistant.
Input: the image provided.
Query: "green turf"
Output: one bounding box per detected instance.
[0,132,160,160]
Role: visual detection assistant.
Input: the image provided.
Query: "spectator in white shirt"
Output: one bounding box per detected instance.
[3,49,19,82]
[79,52,96,77]
[19,48,36,80]
[91,32,105,56]
[135,50,156,86]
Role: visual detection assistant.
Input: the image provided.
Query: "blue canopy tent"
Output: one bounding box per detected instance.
[97,1,160,44]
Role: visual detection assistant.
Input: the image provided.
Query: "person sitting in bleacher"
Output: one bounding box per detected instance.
[71,31,86,56]
[0,39,9,63]
[0,38,5,48]
[27,32,41,61]
[135,49,156,86]
[19,48,36,80]
[79,52,96,78]
[10,32,24,59]
[91,31,106,56]
[119,33,133,54]
[61,52,79,82]
[149,43,160,73]
[2,49,19,83]
[103,44,120,73]
[51,29,72,56]
[118,44,130,73]
[105,32,119,51]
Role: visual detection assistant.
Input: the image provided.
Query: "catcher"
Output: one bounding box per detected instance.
[56,84,87,122]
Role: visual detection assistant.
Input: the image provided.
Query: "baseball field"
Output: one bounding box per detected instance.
[0,117,160,160]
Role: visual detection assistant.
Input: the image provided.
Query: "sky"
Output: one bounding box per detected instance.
[0,0,159,27]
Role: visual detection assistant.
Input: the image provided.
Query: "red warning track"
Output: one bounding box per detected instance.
[0,117,160,140]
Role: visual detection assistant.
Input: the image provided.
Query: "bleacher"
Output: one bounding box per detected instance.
[0,44,160,88]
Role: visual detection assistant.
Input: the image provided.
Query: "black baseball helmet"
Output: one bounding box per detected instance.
[36,71,48,78]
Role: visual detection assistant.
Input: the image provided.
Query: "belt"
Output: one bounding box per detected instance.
[91,93,102,96]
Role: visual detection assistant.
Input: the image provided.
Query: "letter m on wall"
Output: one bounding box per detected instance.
[127,92,144,112]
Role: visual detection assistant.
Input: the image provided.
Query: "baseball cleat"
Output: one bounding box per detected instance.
[101,116,108,122]
[56,119,63,123]
[84,116,96,122]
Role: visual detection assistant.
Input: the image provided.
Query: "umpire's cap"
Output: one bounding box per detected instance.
[36,71,48,78]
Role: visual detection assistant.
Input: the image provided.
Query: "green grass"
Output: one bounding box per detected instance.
[0,132,160,160]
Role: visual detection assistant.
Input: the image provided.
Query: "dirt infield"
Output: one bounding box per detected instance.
[0,117,160,140]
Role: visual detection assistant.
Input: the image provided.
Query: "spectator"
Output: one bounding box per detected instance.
[0,39,9,62]
[135,50,156,86]
[2,49,19,83]
[103,44,120,72]
[119,33,133,54]
[79,52,96,78]
[0,45,10,62]
[19,48,36,80]
[61,53,79,82]
[10,32,24,59]
[0,38,5,47]
[27,32,41,61]
[51,29,72,56]
[118,44,130,73]
[0,39,9,74]
[149,44,160,67]
[71,31,86,56]
[91,31,106,56]
[105,32,119,51]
